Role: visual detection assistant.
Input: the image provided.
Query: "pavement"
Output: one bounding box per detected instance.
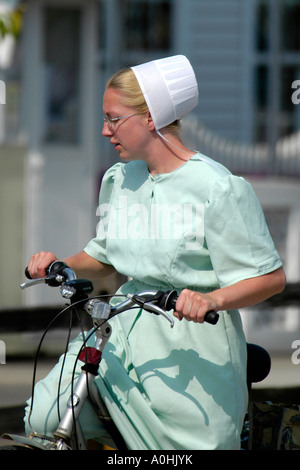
[0,329,78,408]
[0,347,299,438]
[0,353,300,409]
[0,326,300,408]
[255,353,300,390]
[0,358,56,408]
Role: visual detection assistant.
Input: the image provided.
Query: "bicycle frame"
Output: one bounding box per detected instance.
[1,264,179,450]
[2,297,114,450]
[0,262,271,450]
[0,262,271,451]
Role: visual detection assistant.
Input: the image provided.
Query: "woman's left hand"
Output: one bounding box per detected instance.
[173,289,219,323]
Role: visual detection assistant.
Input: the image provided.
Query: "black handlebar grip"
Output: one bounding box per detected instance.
[203,310,219,325]
[24,261,68,285]
[169,295,219,325]
[25,266,32,279]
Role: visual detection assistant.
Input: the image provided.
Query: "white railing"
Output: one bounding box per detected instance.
[182,116,300,177]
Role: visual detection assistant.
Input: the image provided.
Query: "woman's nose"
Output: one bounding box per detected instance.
[102,121,113,137]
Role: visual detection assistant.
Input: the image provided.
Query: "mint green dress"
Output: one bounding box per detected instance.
[24,153,282,449]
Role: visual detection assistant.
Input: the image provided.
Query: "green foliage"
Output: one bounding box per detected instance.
[0,4,25,39]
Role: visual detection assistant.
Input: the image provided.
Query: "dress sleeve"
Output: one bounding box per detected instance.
[84,163,122,264]
[204,175,283,287]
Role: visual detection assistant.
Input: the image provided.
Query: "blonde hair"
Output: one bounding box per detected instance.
[106,68,180,134]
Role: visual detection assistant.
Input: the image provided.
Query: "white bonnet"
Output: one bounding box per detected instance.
[131,55,199,130]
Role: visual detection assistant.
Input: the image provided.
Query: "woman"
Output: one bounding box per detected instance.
[25,55,285,449]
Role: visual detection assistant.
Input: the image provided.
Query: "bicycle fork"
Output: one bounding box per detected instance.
[53,321,112,450]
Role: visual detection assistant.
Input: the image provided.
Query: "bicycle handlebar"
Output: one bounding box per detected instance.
[21,262,219,325]
[23,261,76,287]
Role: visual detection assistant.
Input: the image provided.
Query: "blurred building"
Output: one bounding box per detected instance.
[0,0,300,352]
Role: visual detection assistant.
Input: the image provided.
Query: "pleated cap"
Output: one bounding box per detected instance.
[131,55,199,130]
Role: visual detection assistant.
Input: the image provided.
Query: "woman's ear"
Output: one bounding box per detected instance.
[146,111,156,131]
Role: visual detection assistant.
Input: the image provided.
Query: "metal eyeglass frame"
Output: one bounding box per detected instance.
[103,113,138,129]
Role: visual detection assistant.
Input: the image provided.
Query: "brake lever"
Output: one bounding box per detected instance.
[20,274,65,289]
[143,302,175,328]
[127,294,174,328]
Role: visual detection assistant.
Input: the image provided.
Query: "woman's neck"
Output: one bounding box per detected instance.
[147,131,195,176]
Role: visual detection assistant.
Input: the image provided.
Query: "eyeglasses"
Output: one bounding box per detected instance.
[103,113,138,129]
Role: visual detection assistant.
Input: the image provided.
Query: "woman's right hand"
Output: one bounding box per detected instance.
[27,251,58,279]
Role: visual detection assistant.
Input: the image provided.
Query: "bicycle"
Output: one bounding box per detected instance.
[0,261,219,450]
[0,261,270,450]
